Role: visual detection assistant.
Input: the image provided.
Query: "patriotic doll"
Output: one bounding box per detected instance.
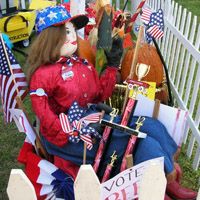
[27,5,197,200]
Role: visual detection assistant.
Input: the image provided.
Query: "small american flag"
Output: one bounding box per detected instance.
[147,24,164,39]
[145,9,164,43]
[141,8,152,24]
[0,35,28,123]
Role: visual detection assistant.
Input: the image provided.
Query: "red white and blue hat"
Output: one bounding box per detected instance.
[35,5,89,33]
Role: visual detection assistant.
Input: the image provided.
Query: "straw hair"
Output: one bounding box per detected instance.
[88,27,98,46]
[27,25,66,82]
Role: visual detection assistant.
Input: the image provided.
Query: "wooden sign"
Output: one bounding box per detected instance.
[134,94,188,146]
[101,157,164,200]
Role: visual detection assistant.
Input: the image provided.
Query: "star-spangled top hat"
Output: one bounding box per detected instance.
[35,4,89,34]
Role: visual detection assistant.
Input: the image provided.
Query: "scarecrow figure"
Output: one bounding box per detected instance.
[26,4,197,200]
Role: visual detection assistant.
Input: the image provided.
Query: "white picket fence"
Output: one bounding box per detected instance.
[4,0,200,199]
[114,0,200,171]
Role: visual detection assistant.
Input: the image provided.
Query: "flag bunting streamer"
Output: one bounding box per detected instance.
[18,137,74,200]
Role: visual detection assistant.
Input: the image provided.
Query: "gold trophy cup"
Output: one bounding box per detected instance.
[135,63,151,81]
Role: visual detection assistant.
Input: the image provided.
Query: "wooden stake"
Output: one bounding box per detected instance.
[152,99,160,119]
[83,142,87,165]
[122,26,144,113]
[125,154,133,168]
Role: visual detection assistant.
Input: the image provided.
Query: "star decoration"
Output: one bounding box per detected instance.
[47,11,57,21]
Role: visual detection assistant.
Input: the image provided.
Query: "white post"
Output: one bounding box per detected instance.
[197,187,200,200]
[138,163,167,200]
[70,0,86,39]
[7,169,37,200]
[74,165,101,200]
[116,0,120,9]
[20,0,26,9]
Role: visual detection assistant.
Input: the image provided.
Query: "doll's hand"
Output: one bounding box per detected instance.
[105,37,123,68]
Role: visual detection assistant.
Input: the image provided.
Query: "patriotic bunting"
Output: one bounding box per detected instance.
[18,137,75,200]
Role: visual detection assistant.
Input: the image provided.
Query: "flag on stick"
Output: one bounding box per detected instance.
[147,25,164,39]
[126,0,147,33]
[143,9,164,43]
[10,108,36,146]
[0,34,28,123]
[141,7,152,24]
[10,108,49,159]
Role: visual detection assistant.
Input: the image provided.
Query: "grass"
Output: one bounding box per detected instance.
[175,0,200,23]
[0,0,200,199]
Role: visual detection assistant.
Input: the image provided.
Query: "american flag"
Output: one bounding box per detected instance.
[141,8,152,24]
[145,9,164,43]
[0,35,28,123]
[147,24,164,39]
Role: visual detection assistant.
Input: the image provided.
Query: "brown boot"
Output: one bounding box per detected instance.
[166,181,197,200]
[166,168,177,183]
[173,147,181,161]
[174,162,182,183]
[164,194,172,200]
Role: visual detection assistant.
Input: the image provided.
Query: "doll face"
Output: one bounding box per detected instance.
[60,22,78,57]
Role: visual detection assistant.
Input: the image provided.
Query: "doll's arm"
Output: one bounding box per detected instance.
[30,71,68,147]
[97,67,118,101]
[96,37,123,101]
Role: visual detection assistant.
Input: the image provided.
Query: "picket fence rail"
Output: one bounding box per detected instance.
[114,0,200,170]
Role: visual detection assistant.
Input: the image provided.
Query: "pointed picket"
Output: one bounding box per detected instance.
[138,163,166,200]
[166,2,177,69]
[179,16,197,97]
[189,63,200,114]
[184,25,200,105]
[175,12,192,87]
[197,187,200,200]
[172,8,187,82]
[193,145,200,170]
[7,169,37,200]
[168,5,182,75]
[74,165,101,200]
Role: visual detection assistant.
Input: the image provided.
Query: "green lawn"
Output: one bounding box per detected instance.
[175,0,200,23]
[0,0,200,199]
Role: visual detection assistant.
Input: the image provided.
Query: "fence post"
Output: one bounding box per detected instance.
[138,163,166,200]
[7,169,37,200]
[20,0,26,9]
[74,165,101,200]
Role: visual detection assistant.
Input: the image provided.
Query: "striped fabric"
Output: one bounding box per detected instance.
[141,8,152,24]
[0,34,28,123]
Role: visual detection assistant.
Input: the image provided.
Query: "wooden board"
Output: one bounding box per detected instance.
[7,169,37,200]
[138,163,166,200]
[74,164,101,200]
